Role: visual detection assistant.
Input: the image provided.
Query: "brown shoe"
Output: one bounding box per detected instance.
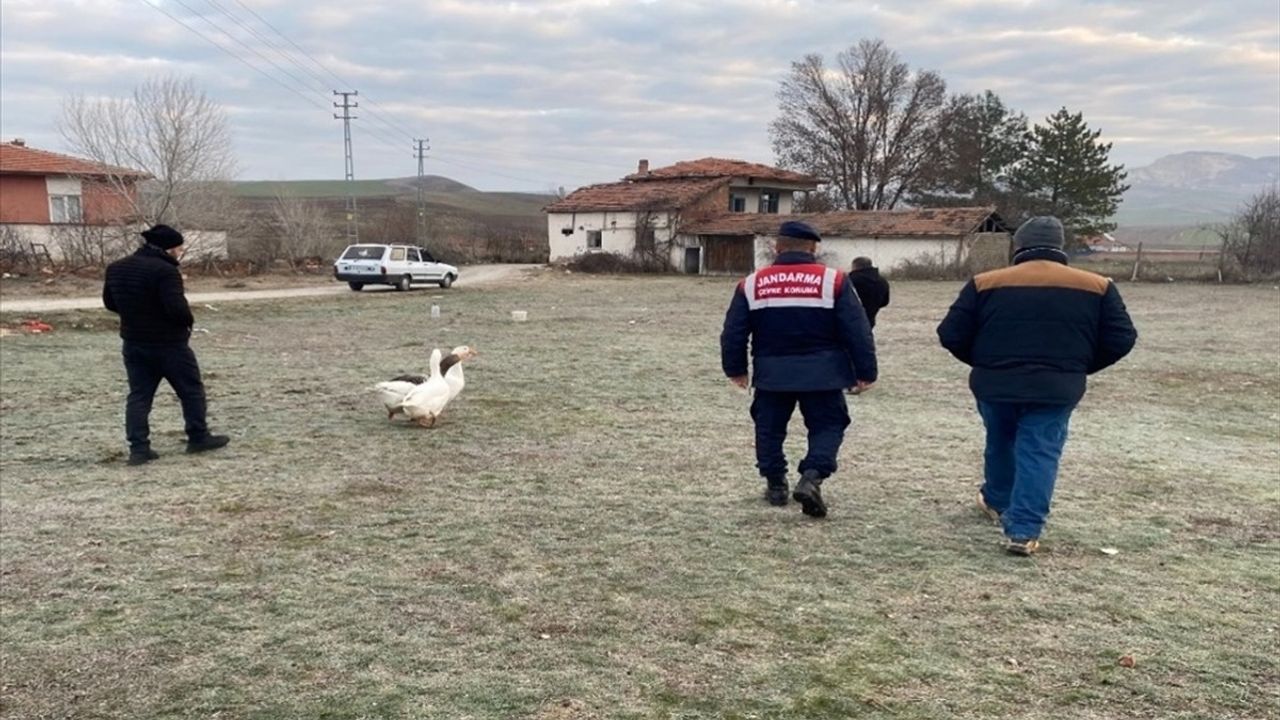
[976,491,1001,523]
[1005,537,1040,556]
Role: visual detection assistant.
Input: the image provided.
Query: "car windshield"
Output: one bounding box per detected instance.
[341,245,385,260]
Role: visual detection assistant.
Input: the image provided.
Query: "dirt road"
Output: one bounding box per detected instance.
[0,264,534,314]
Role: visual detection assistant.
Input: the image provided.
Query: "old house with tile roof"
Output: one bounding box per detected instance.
[685,206,1012,274]
[546,158,1011,274]
[0,140,227,264]
[545,158,821,272]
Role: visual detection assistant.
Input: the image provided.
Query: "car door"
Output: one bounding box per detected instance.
[419,248,442,280]
[405,247,424,281]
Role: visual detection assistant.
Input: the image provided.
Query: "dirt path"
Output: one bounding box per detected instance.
[0,264,534,314]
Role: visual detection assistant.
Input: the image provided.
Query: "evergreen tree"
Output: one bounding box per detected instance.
[1009,107,1129,242]
[912,90,1028,212]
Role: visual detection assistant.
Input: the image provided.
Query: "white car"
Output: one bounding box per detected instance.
[333,244,459,291]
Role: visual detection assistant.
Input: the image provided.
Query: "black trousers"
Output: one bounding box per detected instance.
[750,389,851,480]
[123,341,208,451]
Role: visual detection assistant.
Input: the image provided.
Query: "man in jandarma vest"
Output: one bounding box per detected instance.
[104,224,230,465]
[720,221,878,518]
[937,216,1137,555]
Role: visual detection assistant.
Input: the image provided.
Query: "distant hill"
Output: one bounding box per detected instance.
[231,175,555,263]
[1116,152,1279,228]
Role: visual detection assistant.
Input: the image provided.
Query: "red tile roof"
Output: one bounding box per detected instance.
[684,207,1007,238]
[546,177,728,213]
[0,142,149,178]
[626,157,821,185]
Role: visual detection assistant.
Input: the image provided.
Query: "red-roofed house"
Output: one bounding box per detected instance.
[0,140,148,225]
[546,158,822,272]
[0,139,154,263]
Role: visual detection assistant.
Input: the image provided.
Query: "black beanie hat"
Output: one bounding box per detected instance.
[1013,216,1065,251]
[141,224,184,250]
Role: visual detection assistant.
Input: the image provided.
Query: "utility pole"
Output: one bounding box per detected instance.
[333,90,359,243]
[414,138,430,245]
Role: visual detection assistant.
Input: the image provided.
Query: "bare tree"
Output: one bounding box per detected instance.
[271,190,337,268]
[59,76,238,230]
[1218,185,1280,277]
[770,39,949,210]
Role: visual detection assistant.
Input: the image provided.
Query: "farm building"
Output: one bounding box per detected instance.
[545,158,821,271]
[546,158,1012,274]
[682,206,1013,274]
[0,139,226,263]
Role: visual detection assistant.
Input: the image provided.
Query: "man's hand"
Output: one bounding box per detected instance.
[729,375,749,390]
[849,380,874,395]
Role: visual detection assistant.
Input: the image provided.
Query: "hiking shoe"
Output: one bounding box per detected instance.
[186,435,230,454]
[792,470,827,519]
[1006,537,1040,556]
[764,477,789,507]
[976,491,1001,523]
[127,449,159,466]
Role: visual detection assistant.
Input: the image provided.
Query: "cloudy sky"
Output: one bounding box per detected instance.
[2,0,1277,192]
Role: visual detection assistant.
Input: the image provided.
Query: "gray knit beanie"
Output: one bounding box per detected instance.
[1013,216,1065,251]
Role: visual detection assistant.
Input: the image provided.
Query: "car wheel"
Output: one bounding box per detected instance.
[438,274,455,289]
[348,282,364,291]
[395,275,412,292]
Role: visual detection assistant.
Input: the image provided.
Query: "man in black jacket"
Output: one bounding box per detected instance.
[104,224,229,465]
[849,257,890,328]
[936,217,1136,555]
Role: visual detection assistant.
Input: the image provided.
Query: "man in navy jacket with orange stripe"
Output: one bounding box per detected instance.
[721,221,878,518]
[937,216,1137,555]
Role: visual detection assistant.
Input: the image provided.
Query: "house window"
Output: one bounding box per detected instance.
[586,230,602,249]
[729,195,746,213]
[49,194,82,223]
[758,192,779,214]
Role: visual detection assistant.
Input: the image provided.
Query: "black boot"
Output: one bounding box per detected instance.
[127,449,159,466]
[764,476,789,506]
[792,469,827,518]
[187,434,230,454]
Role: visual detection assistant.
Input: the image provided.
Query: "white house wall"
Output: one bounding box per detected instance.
[0,223,228,263]
[752,235,966,272]
[547,211,676,262]
[45,176,83,197]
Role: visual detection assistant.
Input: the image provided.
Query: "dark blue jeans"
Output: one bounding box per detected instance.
[977,400,1075,540]
[123,341,208,452]
[750,389,851,480]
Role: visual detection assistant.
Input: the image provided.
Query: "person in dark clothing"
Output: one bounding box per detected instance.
[849,257,890,328]
[103,224,229,465]
[936,216,1136,555]
[721,221,878,518]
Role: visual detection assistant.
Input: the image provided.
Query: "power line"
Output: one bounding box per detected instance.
[202,0,334,95]
[225,0,418,142]
[168,0,329,104]
[134,0,328,111]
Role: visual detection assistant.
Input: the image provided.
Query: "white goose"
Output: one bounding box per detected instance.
[394,348,452,427]
[442,345,478,401]
[373,349,450,421]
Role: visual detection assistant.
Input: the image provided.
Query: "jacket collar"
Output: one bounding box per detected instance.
[137,243,180,266]
[774,250,817,265]
[1013,246,1069,266]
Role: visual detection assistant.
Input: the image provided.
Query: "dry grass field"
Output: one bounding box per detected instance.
[1,274,1277,719]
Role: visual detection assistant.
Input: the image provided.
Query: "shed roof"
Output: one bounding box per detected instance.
[0,142,149,178]
[545,177,727,213]
[684,207,1008,238]
[626,157,821,185]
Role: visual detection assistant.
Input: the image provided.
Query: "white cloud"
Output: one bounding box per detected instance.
[1,0,1276,189]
